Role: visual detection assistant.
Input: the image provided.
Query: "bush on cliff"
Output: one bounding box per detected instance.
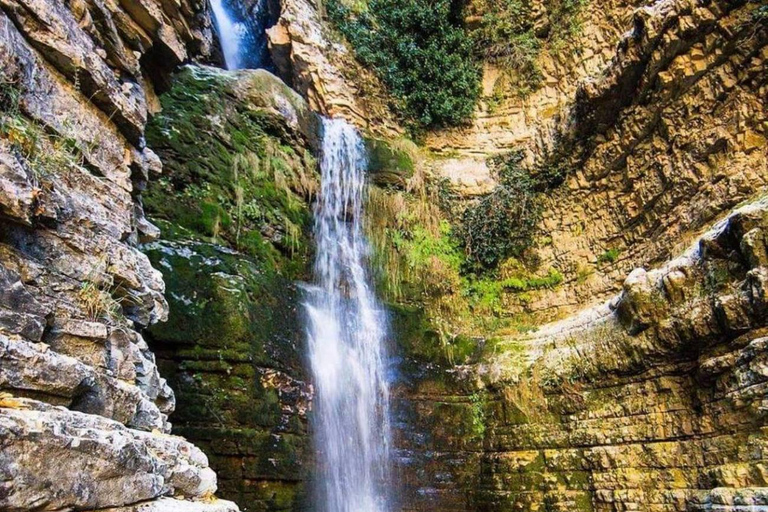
[460,151,542,269]
[471,0,587,97]
[326,0,481,130]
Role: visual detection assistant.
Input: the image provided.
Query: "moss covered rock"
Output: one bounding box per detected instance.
[142,65,317,512]
[365,138,415,188]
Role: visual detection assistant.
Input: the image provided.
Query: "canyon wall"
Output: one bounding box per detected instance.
[423,0,768,323]
[0,0,765,511]
[387,1,768,510]
[395,197,768,511]
[0,1,240,510]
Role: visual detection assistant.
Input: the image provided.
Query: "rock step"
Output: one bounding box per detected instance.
[0,398,229,512]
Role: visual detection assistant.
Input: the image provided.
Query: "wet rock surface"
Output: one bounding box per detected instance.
[142,65,318,512]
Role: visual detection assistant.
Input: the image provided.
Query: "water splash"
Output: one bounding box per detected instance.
[303,118,392,512]
[209,0,275,70]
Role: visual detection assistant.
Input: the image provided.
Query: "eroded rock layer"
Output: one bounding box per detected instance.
[395,198,768,512]
[0,1,236,510]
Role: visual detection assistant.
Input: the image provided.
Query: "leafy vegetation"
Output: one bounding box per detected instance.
[366,150,564,347]
[598,248,621,264]
[460,153,542,270]
[326,0,481,130]
[458,150,568,270]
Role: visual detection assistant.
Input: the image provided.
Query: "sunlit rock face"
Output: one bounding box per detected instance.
[394,199,768,512]
[266,0,401,137]
[373,0,767,510]
[0,1,237,511]
[423,0,768,323]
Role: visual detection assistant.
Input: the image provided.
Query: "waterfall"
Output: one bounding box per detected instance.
[209,0,275,70]
[303,118,392,512]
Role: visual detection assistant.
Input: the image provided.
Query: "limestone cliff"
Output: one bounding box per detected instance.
[281,0,768,510]
[0,1,237,510]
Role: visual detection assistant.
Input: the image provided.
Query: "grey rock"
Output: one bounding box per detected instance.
[0,399,219,511]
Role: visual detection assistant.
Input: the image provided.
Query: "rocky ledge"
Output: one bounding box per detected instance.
[395,197,768,511]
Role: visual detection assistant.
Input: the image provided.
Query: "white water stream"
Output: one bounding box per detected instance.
[209,0,274,70]
[209,4,394,506]
[303,118,393,512]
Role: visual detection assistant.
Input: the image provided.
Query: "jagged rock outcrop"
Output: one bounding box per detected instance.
[395,197,768,511]
[524,0,768,320]
[266,0,401,136]
[0,1,236,511]
[1,398,217,511]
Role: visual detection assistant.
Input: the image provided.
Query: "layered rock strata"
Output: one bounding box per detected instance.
[0,1,236,510]
[395,198,768,511]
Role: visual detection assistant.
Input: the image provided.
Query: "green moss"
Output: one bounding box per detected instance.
[468,391,488,439]
[144,67,317,278]
[141,70,316,512]
[365,138,415,187]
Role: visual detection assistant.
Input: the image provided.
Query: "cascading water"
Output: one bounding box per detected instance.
[303,118,393,512]
[209,0,275,70]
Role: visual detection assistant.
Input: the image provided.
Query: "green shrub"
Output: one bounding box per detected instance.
[460,151,542,269]
[326,0,481,129]
[597,248,620,264]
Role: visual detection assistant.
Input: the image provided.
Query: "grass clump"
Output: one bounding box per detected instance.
[78,280,125,324]
[0,77,83,182]
[597,248,620,264]
[326,0,481,130]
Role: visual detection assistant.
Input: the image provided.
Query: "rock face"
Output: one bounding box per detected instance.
[425,0,768,322]
[395,197,768,511]
[522,0,768,320]
[0,1,236,511]
[142,65,318,512]
[266,0,401,136]
[425,0,647,173]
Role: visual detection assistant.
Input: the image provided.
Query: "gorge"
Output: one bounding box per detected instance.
[0,0,766,512]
